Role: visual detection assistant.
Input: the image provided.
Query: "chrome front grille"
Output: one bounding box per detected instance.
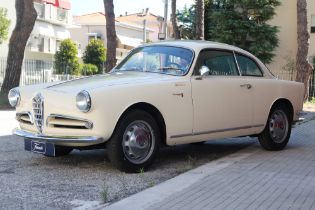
[32,93,44,133]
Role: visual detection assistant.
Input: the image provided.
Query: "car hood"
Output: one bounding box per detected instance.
[45,71,176,93]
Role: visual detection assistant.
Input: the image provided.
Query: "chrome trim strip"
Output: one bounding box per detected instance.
[16,112,34,124]
[170,124,265,138]
[13,128,103,144]
[46,114,93,129]
[233,51,242,76]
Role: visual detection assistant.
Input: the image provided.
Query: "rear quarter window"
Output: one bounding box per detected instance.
[236,54,263,77]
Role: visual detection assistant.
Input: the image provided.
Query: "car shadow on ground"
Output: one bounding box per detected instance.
[30,137,257,172]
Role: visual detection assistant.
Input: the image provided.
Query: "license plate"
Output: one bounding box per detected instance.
[24,139,56,156]
[31,141,46,154]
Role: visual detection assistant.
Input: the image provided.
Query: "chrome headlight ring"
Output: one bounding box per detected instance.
[8,88,21,107]
[76,90,91,113]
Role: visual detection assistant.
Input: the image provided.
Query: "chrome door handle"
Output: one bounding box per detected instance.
[240,84,252,89]
[172,93,184,97]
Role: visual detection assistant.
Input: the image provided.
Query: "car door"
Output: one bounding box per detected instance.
[191,49,254,139]
[235,53,269,134]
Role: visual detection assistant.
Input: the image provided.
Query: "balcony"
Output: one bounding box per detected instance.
[34,2,45,19]
[27,37,45,53]
[57,8,68,22]
[33,2,70,25]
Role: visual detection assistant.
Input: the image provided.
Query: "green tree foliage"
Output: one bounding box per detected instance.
[0,8,10,44]
[54,39,79,75]
[177,0,280,63]
[79,63,99,76]
[177,5,196,39]
[207,0,280,64]
[83,39,106,73]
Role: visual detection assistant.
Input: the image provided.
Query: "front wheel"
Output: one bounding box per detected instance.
[258,104,292,151]
[107,110,160,173]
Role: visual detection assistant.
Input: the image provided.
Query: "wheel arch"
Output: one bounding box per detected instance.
[114,102,167,146]
[270,98,294,123]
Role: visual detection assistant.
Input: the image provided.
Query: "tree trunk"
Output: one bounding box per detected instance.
[104,0,117,72]
[0,0,37,96]
[195,0,204,40]
[171,0,181,39]
[296,0,313,101]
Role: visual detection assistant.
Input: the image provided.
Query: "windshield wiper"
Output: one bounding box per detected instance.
[158,67,183,71]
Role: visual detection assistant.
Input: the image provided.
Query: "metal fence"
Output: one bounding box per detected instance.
[308,71,315,99]
[0,57,81,87]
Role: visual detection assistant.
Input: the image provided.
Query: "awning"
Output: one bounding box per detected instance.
[56,0,71,10]
[117,35,143,47]
[55,27,70,39]
[42,0,56,4]
[32,22,55,37]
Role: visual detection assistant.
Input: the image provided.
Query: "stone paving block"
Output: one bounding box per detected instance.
[149,120,315,210]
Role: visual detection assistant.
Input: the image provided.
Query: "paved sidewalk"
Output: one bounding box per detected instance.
[0,111,17,136]
[106,119,315,210]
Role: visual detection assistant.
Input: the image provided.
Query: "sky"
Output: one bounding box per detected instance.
[71,0,194,17]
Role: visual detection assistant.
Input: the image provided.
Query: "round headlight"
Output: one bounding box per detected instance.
[76,90,91,112]
[8,88,20,107]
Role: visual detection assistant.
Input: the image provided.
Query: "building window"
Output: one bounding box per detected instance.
[88,33,102,41]
[311,15,315,33]
[48,38,51,52]
[56,40,61,51]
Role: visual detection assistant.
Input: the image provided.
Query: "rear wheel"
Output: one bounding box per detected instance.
[258,104,292,151]
[107,110,160,173]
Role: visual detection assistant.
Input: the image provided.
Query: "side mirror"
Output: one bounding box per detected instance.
[199,66,210,76]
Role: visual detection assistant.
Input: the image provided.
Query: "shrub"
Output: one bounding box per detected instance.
[54,39,79,75]
[83,39,106,73]
[79,63,99,76]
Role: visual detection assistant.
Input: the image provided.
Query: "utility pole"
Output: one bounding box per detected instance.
[143,8,149,43]
[163,0,168,39]
[143,19,147,43]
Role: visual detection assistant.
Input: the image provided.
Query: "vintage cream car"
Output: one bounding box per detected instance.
[10,41,304,172]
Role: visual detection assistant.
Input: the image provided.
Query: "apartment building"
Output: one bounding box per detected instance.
[69,12,153,61]
[26,0,72,61]
[0,0,72,61]
[268,0,315,77]
[116,9,173,42]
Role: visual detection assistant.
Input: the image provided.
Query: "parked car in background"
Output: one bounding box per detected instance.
[9,41,304,172]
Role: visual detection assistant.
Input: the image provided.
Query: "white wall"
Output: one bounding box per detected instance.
[69,24,150,56]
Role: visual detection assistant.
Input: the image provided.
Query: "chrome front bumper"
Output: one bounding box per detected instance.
[13,128,104,147]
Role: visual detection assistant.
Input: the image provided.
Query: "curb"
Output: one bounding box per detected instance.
[104,145,259,210]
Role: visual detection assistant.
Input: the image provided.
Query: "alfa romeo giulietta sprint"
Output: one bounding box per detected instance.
[9,41,304,172]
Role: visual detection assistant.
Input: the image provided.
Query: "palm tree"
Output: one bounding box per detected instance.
[0,0,37,100]
[103,0,117,72]
[296,0,314,101]
[171,0,181,39]
[195,0,204,40]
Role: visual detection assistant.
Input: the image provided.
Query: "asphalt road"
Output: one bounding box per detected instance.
[0,111,255,210]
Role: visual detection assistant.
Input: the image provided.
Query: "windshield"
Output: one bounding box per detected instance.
[114,46,194,76]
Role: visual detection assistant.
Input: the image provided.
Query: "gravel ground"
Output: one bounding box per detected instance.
[0,106,314,210]
[0,117,254,209]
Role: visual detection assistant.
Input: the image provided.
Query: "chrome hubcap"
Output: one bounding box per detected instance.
[122,120,155,164]
[269,110,289,143]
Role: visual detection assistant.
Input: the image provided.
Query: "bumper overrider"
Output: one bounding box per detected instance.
[13,128,104,147]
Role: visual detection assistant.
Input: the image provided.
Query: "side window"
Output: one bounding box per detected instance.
[195,50,239,76]
[236,54,263,77]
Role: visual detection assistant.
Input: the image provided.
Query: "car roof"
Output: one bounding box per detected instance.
[145,40,249,54]
[141,40,274,78]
